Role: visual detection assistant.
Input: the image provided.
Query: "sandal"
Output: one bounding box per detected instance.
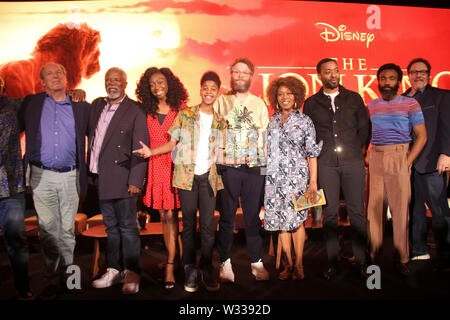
[292,265,305,280]
[164,262,176,290]
[278,265,293,280]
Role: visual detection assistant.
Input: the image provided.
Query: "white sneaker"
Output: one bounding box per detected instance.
[92,268,124,288]
[411,253,431,261]
[251,260,269,280]
[122,269,140,294]
[219,258,235,283]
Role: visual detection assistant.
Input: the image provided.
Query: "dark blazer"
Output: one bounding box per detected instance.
[303,86,371,167]
[88,95,149,200]
[403,84,450,173]
[19,92,90,196]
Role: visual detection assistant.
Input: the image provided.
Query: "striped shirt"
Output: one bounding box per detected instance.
[367,95,424,146]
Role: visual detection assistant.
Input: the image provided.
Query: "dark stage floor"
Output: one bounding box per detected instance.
[1,221,449,305]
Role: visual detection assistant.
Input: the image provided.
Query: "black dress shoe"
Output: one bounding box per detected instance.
[200,265,220,292]
[18,289,35,300]
[323,265,340,281]
[434,260,450,273]
[37,284,60,300]
[395,262,410,276]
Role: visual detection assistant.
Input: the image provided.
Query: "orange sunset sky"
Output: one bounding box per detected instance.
[1,0,449,105]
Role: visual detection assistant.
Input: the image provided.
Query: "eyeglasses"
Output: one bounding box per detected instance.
[231,70,252,77]
[409,70,429,76]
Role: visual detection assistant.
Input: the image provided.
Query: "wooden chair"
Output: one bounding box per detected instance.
[24,212,88,235]
[82,221,183,278]
[86,214,104,229]
[82,214,183,277]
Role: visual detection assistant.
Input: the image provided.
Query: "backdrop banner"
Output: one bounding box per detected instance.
[1,0,449,108]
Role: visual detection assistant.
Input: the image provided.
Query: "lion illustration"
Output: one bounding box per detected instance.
[0,22,101,98]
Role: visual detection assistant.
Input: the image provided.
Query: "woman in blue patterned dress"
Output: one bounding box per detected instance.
[264,76,322,280]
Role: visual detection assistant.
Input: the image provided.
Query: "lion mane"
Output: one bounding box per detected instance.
[0,22,101,98]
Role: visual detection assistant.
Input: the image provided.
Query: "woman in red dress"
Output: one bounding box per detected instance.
[136,67,188,290]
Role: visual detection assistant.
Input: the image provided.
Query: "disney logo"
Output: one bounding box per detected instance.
[316,23,375,48]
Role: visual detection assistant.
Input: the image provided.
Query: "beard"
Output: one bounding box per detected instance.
[106,85,122,100]
[379,83,399,100]
[231,78,251,93]
[322,77,340,90]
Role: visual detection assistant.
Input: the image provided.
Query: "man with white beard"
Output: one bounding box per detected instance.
[88,67,148,294]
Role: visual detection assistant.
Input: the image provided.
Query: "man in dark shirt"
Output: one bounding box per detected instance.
[0,76,33,299]
[303,58,371,281]
[403,58,450,272]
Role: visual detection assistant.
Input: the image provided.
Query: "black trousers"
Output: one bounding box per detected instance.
[217,166,265,263]
[178,172,216,267]
[410,170,450,260]
[318,160,368,265]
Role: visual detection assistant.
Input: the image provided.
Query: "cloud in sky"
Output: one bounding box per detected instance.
[111,0,297,17]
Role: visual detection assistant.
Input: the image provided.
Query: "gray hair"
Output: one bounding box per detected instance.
[39,62,66,80]
[105,67,127,82]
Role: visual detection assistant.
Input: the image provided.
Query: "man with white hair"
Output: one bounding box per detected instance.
[88,67,148,294]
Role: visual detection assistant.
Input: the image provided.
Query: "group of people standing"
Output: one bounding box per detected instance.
[0,55,449,300]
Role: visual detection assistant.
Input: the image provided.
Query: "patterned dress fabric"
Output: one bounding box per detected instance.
[167,105,226,196]
[214,93,269,167]
[143,109,180,210]
[0,97,24,199]
[264,109,322,231]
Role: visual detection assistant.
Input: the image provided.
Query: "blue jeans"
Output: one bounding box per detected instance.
[99,196,142,274]
[411,170,450,260]
[0,193,30,293]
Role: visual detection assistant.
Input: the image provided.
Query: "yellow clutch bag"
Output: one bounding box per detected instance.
[293,189,326,211]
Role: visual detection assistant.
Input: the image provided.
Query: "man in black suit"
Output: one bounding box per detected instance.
[19,62,90,298]
[403,58,450,272]
[89,67,148,294]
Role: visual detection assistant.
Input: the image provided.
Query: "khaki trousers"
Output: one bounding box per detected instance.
[367,143,411,263]
[30,165,79,280]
